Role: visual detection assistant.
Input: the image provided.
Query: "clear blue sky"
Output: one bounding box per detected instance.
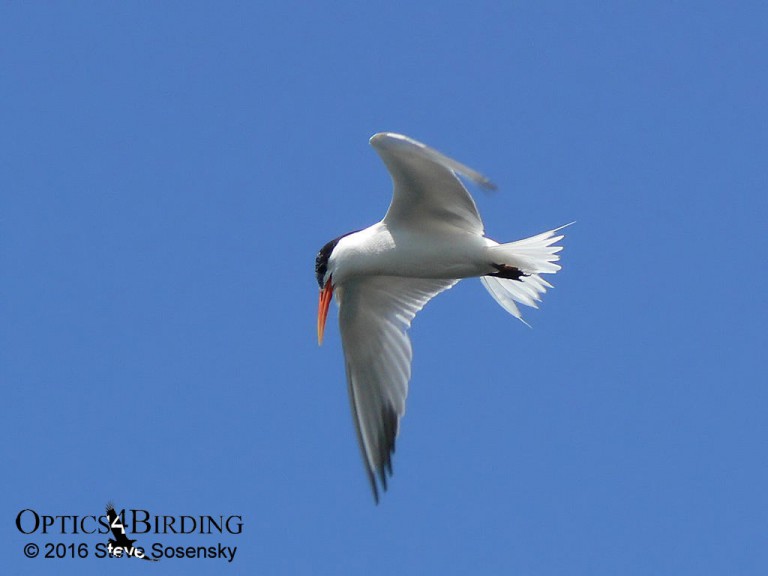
[3,2,767,575]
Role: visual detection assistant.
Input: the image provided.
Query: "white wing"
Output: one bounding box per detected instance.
[370,132,496,235]
[337,275,457,502]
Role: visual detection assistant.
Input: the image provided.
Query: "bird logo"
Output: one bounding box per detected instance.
[105,502,157,561]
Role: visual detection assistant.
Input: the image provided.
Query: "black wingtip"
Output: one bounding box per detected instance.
[480,178,498,192]
[368,469,380,505]
[347,362,400,505]
[370,404,398,504]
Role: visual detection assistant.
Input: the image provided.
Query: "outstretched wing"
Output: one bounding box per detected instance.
[370,132,495,235]
[337,275,457,502]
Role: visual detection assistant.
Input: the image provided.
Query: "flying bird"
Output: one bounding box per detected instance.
[316,133,567,502]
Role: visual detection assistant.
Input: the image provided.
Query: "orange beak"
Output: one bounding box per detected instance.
[317,279,333,345]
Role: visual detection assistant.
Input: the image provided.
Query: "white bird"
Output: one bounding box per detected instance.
[316,133,568,502]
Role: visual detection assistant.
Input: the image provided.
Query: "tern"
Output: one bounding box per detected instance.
[316,133,567,502]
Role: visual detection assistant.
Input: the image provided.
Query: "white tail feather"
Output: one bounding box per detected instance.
[480,224,570,324]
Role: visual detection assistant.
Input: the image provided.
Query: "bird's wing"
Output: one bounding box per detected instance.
[370,132,495,235]
[337,274,458,502]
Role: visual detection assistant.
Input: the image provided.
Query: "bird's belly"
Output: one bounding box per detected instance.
[374,244,487,278]
[334,226,492,281]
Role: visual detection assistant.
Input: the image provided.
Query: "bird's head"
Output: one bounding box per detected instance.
[315,230,362,345]
[315,236,342,345]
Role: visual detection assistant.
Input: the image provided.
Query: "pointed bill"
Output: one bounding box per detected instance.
[317,280,333,345]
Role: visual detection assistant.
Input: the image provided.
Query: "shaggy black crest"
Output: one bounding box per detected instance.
[315,239,338,287]
[315,231,359,288]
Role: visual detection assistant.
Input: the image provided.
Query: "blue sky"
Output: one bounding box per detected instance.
[2,2,767,574]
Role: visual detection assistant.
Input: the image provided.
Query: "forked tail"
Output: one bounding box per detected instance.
[480,224,570,325]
